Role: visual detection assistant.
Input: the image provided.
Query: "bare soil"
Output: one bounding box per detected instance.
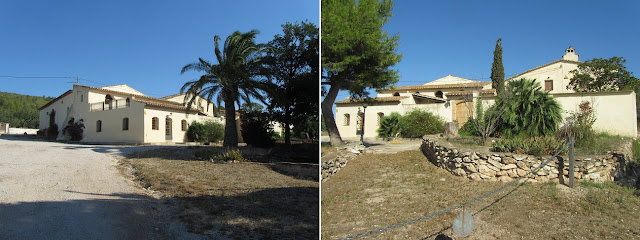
[120,147,319,239]
[321,149,640,239]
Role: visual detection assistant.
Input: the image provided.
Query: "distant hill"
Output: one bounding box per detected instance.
[0,92,54,128]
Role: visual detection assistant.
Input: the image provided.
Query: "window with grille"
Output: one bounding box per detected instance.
[344,114,351,126]
[181,120,187,131]
[152,117,159,130]
[122,118,129,131]
[96,120,102,132]
[377,112,384,125]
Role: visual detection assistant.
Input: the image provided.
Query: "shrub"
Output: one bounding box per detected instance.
[377,112,401,138]
[62,118,84,141]
[398,109,445,138]
[492,136,566,156]
[186,120,225,143]
[45,123,59,139]
[194,148,245,162]
[494,78,562,137]
[240,107,276,148]
[459,119,480,136]
[557,101,597,145]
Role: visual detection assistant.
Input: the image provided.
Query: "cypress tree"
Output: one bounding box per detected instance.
[491,38,505,95]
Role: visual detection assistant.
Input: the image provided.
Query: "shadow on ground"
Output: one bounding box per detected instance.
[0,187,319,239]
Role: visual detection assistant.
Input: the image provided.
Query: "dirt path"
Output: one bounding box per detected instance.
[0,136,198,239]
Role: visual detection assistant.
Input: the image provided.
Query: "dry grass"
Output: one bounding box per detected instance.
[321,149,640,239]
[120,147,318,239]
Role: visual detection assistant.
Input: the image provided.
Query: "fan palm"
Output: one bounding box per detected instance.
[496,78,562,137]
[180,30,267,147]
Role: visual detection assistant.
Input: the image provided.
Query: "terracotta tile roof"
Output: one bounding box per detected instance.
[381,82,490,91]
[446,89,496,96]
[335,96,407,104]
[507,59,580,81]
[78,84,204,113]
[38,90,73,110]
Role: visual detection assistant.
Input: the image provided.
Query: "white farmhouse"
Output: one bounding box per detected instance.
[38,84,233,144]
[335,47,637,140]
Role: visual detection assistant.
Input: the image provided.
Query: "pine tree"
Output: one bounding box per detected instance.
[491,38,505,95]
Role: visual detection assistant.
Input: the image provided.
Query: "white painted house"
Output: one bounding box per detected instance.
[335,47,637,139]
[38,84,231,144]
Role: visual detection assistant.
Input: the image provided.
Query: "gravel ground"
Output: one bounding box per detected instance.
[0,135,200,240]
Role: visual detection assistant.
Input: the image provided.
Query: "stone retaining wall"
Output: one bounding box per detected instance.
[420,137,623,183]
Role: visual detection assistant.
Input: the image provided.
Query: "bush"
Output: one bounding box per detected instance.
[398,109,445,138]
[62,118,84,141]
[557,101,597,145]
[492,136,566,156]
[459,119,480,136]
[45,123,59,139]
[377,112,401,138]
[494,78,562,137]
[194,148,245,162]
[240,107,276,148]
[186,120,225,143]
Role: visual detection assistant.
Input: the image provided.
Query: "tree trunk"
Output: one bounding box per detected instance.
[321,83,344,146]
[223,98,238,147]
[284,108,291,145]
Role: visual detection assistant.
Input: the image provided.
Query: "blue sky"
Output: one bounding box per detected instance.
[334,0,640,102]
[0,0,318,99]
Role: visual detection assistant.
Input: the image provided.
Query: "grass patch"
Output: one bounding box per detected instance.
[322,150,640,239]
[574,132,626,155]
[121,148,318,239]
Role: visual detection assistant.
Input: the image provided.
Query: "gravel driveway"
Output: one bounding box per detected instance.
[0,136,198,240]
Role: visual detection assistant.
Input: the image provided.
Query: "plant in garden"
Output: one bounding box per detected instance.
[556,101,597,144]
[239,103,276,148]
[494,78,562,137]
[62,118,84,141]
[398,109,444,138]
[45,123,59,139]
[377,112,401,138]
[187,121,224,143]
[492,136,566,156]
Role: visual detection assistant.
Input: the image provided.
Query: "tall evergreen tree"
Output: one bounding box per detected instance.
[321,0,402,146]
[491,38,505,95]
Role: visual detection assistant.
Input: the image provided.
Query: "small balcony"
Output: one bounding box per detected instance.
[90,99,130,112]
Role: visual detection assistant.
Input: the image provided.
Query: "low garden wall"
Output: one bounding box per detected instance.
[420,136,624,183]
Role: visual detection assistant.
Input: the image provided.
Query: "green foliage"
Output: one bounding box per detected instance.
[633,139,640,163]
[321,0,403,145]
[194,148,245,162]
[264,21,319,145]
[292,115,319,140]
[377,112,401,138]
[62,118,85,141]
[45,123,59,139]
[459,119,480,136]
[0,92,53,128]
[574,132,626,155]
[398,109,444,138]
[186,121,225,143]
[494,78,562,137]
[557,101,597,144]
[181,30,267,147]
[491,38,505,95]
[567,57,639,92]
[240,106,276,148]
[492,136,566,156]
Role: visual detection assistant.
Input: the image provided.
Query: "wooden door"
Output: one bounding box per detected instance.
[454,100,473,125]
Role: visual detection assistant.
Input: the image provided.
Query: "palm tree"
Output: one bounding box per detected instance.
[180,30,267,147]
[496,78,562,137]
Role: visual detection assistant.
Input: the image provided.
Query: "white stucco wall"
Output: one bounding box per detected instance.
[508,61,579,94]
[163,94,216,117]
[553,91,637,137]
[38,92,74,139]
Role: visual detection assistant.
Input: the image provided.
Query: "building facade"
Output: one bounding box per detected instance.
[335,47,637,140]
[39,84,227,144]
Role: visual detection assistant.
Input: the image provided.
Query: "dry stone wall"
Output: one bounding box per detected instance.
[421,137,623,183]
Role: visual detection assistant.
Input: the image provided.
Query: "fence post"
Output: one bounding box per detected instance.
[569,136,575,188]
